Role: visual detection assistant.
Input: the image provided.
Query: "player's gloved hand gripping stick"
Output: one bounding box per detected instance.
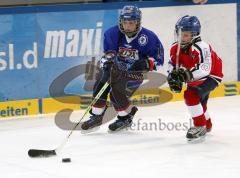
[167,27,183,93]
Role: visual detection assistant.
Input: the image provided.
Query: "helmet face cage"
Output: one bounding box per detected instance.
[175,15,201,48]
[119,5,142,37]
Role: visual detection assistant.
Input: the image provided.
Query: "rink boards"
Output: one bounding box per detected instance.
[0,81,239,119]
[0,1,239,119]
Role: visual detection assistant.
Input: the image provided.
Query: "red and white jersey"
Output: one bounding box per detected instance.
[169,40,223,86]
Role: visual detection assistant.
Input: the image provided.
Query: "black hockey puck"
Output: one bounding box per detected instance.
[62,158,71,163]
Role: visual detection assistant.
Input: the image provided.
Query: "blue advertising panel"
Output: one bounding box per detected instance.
[0,9,118,101]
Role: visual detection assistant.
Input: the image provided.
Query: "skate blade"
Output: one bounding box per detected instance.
[187,134,206,143]
[81,126,100,134]
[108,123,133,134]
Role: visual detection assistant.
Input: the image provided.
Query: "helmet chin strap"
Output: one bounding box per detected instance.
[191,35,201,43]
[180,34,201,48]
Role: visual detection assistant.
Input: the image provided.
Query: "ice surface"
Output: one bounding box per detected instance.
[0,96,239,178]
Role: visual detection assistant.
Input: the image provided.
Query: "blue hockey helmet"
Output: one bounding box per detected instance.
[175,15,201,37]
[119,5,142,37]
[175,15,201,48]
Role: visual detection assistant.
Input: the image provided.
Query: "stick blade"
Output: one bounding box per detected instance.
[28,149,57,158]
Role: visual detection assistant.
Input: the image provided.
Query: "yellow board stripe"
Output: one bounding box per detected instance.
[0,99,39,119]
[0,81,239,118]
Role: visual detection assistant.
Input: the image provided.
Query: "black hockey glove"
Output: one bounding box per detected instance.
[167,69,183,93]
[178,68,193,83]
[129,57,156,72]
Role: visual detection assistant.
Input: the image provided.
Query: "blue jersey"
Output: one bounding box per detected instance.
[103,25,164,69]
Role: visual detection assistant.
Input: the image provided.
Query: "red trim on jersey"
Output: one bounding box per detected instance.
[148,57,155,71]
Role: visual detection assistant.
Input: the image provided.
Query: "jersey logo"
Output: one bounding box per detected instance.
[118,47,139,60]
[138,34,148,46]
[201,63,210,71]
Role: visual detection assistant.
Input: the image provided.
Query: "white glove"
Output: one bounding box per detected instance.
[99,53,116,69]
[100,57,109,69]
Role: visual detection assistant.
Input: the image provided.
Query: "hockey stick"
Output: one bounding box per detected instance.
[176,27,182,71]
[28,82,110,158]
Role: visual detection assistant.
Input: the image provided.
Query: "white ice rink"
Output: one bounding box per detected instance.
[0,96,240,178]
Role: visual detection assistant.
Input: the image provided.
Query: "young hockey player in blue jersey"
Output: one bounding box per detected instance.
[81,5,164,132]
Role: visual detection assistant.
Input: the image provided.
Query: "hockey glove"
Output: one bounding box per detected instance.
[178,68,193,83]
[167,69,183,93]
[129,57,156,72]
[100,52,116,71]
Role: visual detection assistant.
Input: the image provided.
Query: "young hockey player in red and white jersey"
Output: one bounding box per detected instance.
[167,15,223,140]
